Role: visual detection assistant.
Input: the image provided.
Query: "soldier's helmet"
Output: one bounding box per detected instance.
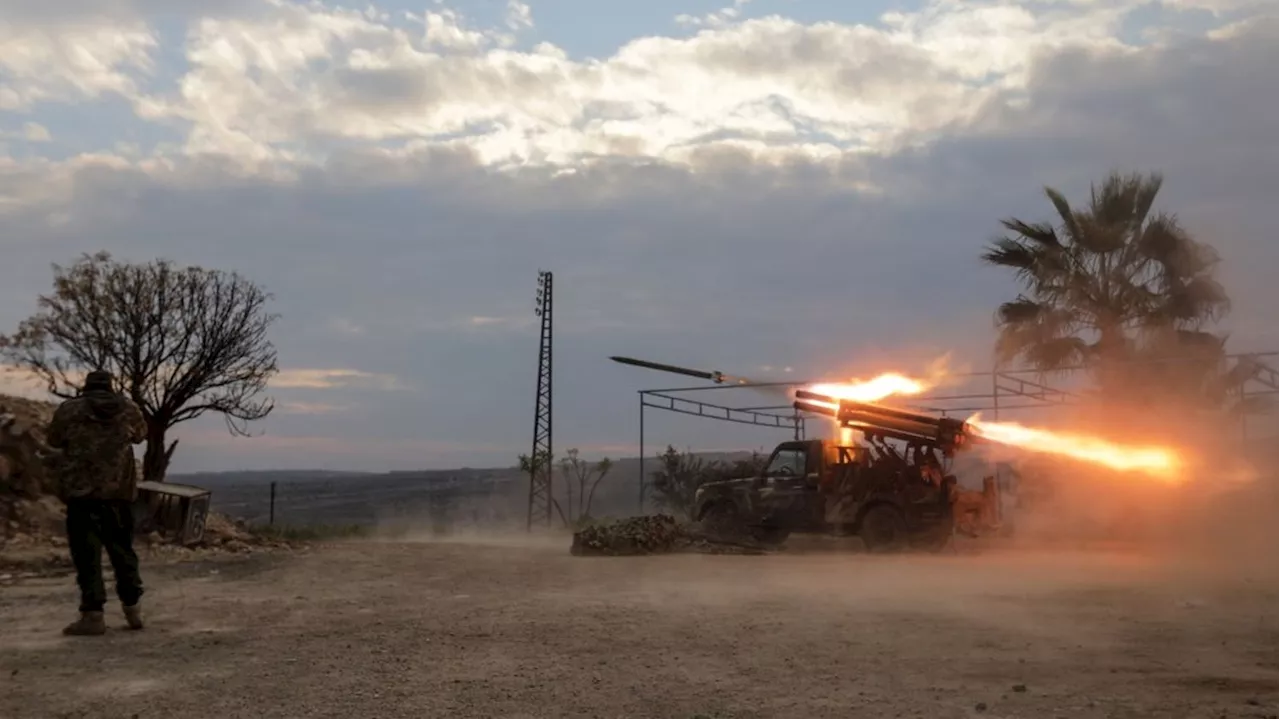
[83,370,113,392]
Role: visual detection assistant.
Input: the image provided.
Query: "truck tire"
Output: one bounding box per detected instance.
[700,501,745,539]
[860,504,907,553]
[750,525,791,547]
[911,515,954,553]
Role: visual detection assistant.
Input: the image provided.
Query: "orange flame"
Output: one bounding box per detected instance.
[838,425,856,446]
[805,355,952,405]
[803,361,1182,481]
[809,373,931,404]
[807,371,937,447]
[966,414,1183,481]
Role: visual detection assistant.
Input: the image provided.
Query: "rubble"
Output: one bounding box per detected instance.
[2,392,295,565]
[571,515,682,555]
[3,495,67,542]
[570,514,770,556]
[0,394,58,499]
[196,512,297,552]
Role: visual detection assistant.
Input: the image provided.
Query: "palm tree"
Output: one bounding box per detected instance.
[982,171,1231,386]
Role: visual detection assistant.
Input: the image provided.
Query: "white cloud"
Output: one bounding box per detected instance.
[0,363,403,399]
[0,0,1268,172]
[279,400,345,414]
[0,122,51,143]
[1159,0,1272,13]
[14,0,1202,170]
[271,368,405,390]
[20,122,50,142]
[676,0,752,29]
[0,17,156,110]
[504,0,533,31]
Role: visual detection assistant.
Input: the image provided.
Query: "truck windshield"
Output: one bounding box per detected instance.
[765,448,806,476]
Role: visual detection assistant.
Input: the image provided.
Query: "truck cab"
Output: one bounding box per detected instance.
[692,438,957,551]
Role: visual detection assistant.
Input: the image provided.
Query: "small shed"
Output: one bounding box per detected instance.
[134,480,212,546]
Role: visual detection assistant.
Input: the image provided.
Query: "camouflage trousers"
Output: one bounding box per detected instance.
[65,499,144,612]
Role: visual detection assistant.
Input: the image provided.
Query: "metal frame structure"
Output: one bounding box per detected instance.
[526,270,554,530]
[635,351,1278,511]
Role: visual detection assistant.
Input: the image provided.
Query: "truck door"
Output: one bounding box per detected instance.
[756,443,820,530]
[821,448,871,526]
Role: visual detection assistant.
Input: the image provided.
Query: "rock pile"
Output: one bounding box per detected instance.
[196,512,296,553]
[570,514,770,556]
[571,514,683,556]
[0,394,58,499]
[2,394,64,552]
[3,495,67,545]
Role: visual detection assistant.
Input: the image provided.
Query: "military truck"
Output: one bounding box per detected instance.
[691,390,999,552]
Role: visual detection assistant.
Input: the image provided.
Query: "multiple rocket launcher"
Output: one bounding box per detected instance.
[612,355,1188,479]
[611,355,974,455]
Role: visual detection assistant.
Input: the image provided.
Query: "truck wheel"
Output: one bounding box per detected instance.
[860,505,906,553]
[750,525,791,547]
[911,516,954,553]
[700,502,744,539]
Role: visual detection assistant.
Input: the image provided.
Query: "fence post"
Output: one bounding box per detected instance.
[269,481,277,526]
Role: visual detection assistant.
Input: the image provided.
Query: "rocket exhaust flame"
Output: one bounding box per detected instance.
[808,373,931,403]
[965,415,1183,480]
[796,368,1184,481]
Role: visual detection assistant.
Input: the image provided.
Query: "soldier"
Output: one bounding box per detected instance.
[46,369,148,636]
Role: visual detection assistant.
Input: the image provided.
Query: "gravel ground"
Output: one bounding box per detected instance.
[0,535,1275,719]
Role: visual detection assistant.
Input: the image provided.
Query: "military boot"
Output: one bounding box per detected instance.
[122,603,144,630]
[62,611,107,636]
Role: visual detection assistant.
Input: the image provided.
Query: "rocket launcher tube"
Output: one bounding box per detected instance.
[795,390,945,427]
[793,390,971,451]
[838,410,950,440]
[793,398,838,417]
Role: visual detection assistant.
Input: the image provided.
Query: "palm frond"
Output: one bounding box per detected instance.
[1152,276,1231,323]
[1081,171,1162,254]
[995,297,1045,325]
[1023,336,1090,371]
[1091,171,1160,226]
[1043,187,1081,244]
[1073,213,1126,255]
[1136,213,1183,265]
[1129,173,1163,230]
[999,217,1061,249]
[1180,276,1231,320]
[981,238,1039,272]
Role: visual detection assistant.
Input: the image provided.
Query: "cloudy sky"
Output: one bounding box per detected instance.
[0,0,1275,472]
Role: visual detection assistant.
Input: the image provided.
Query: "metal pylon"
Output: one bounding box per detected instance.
[527,270,554,529]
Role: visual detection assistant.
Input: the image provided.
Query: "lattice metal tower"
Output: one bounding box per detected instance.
[527,270,554,529]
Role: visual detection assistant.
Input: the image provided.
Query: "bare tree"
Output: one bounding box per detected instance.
[0,252,279,483]
[558,448,613,527]
[516,448,613,528]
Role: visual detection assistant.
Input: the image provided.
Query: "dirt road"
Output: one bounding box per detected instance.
[1,536,1275,719]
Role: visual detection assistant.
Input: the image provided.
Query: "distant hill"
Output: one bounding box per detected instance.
[171,469,376,485]
[169,449,764,488]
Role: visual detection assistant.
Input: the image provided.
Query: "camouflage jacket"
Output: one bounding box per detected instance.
[46,390,147,501]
